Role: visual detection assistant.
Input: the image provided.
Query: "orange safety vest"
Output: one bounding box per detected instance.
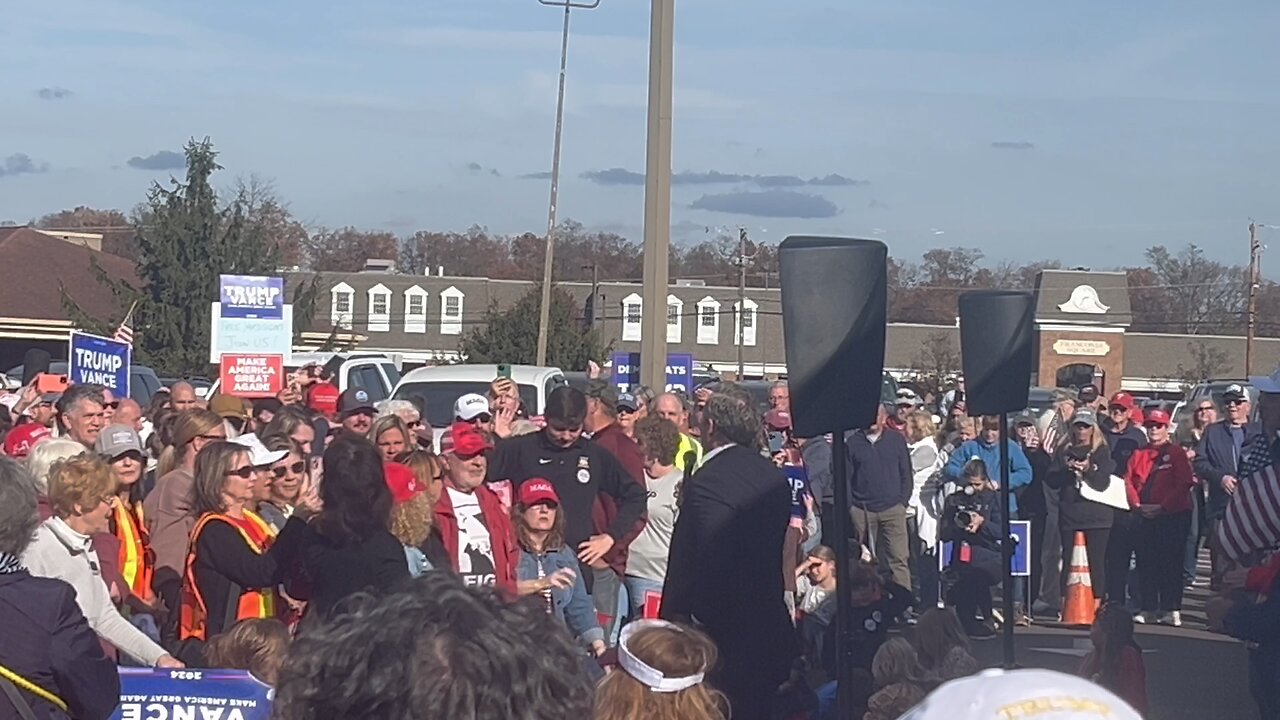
[112,500,154,602]
[179,510,279,641]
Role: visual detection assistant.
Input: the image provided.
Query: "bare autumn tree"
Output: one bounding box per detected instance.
[1127,245,1245,334]
[399,226,516,277]
[305,227,400,272]
[1175,340,1232,388]
[234,175,309,268]
[907,331,963,399]
[34,206,138,259]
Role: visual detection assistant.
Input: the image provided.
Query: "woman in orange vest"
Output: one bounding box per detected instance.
[98,424,156,609]
[179,441,318,659]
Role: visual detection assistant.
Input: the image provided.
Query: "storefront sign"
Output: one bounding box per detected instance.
[1052,339,1110,357]
[219,354,285,397]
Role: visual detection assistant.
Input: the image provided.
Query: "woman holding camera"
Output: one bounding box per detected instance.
[939,458,1004,638]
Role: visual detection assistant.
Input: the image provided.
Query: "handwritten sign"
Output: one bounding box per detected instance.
[112,669,272,720]
[220,275,284,320]
[220,354,284,397]
[69,331,131,396]
[209,303,293,363]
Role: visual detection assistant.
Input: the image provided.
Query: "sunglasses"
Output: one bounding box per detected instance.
[618,408,637,416]
[103,401,120,410]
[271,461,306,478]
[408,420,423,429]
[226,466,255,479]
[468,414,493,424]
[1226,399,1247,407]
[198,433,228,442]
[1197,406,1215,412]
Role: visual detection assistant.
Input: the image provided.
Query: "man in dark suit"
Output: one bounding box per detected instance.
[662,383,798,720]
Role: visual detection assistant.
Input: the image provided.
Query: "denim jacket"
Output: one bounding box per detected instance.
[516,546,604,646]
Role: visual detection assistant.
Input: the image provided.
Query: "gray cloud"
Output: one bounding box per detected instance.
[36,87,73,100]
[465,161,501,177]
[0,153,50,178]
[580,168,867,188]
[991,141,1035,150]
[126,150,186,170]
[690,190,839,219]
[519,171,553,180]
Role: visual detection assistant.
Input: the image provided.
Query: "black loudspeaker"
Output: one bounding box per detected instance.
[21,349,50,386]
[958,290,1036,416]
[779,237,888,438]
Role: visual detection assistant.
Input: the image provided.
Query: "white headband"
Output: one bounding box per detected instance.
[616,620,706,693]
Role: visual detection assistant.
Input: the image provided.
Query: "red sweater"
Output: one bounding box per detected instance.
[589,423,648,577]
[1125,442,1195,513]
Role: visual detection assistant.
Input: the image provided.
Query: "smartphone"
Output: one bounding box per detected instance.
[497,364,512,379]
[36,373,70,395]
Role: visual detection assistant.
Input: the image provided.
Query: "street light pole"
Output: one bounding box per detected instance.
[639,0,676,392]
[535,0,600,367]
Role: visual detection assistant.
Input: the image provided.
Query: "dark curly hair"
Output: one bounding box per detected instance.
[311,435,393,546]
[274,572,594,720]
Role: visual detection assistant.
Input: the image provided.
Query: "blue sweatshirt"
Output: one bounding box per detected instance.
[944,438,1033,515]
[845,429,912,513]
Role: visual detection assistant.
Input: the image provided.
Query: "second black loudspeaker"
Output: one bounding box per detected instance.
[779,236,887,438]
[958,290,1036,416]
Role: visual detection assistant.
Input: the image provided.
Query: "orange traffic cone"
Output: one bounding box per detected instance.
[1062,531,1097,627]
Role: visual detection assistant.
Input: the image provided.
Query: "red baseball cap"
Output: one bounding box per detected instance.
[4,423,51,459]
[1144,409,1170,427]
[519,478,560,506]
[1108,392,1136,411]
[442,421,491,458]
[384,462,422,504]
[307,383,340,417]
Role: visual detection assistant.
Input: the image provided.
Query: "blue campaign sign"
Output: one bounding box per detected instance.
[69,331,130,396]
[113,669,272,720]
[938,520,1031,577]
[611,352,695,394]
[220,275,284,320]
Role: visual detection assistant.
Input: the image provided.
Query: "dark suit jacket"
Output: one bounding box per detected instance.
[662,444,799,690]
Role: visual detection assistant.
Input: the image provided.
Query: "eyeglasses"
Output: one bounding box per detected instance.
[1107,406,1128,414]
[618,408,636,416]
[1226,399,1247,407]
[103,401,120,410]
[226,466,255,479]
[468,414,493,424]
[1197,406,1215,412]
[271,461,306,478]
[408,420,423,429]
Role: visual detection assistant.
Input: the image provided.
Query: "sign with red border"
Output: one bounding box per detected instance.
[219,354,284,397]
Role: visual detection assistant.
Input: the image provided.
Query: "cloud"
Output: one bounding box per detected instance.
[126,150,186,170]
[580,168,868,188]
[519,171,552,180]
[0,153,50,178]
[690,191,840,219]
[991,141,1035,150]
[36,87,73,100]
[465,161,501,177]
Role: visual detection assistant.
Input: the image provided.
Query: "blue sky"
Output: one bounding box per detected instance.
[3,0,1280,273]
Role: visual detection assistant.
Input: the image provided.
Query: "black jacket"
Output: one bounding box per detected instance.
[1045,444,1116,531]
[0,571,119,720]
[190,515,307,640]
[1105,424,1148,477]
[486,430,647,549]
[939,487,1004,575]
[1019,447,1054,518]
[845,429,912,513]
[299,525,410,619]
[1195,420,1266,517]
[662,445,799,694]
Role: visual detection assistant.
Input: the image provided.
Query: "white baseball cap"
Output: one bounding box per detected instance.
[454,393,491,421]
[900,669,1141,720]
[232,433,289,467]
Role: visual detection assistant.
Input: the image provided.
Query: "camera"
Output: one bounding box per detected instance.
[951,485,981,529]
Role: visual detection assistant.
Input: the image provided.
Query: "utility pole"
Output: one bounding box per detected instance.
[582,263,599,330]
[639,0,675,391]
[534,0,600,367]
[1247,220,1261,376]
[736,227,749,379]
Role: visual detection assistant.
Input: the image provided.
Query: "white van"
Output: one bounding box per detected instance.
[391,364,568,431]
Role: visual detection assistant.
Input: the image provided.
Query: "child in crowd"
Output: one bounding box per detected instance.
[204,619,291,687]
[594,619,727,720]
[866,636,932,718]
[819,561,912,718]
[1080,603,1148,717]
[911,607,979,681]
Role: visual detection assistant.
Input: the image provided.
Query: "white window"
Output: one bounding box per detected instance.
[367,283,391,332]
[330,282,354,329]
[404,286,428,333]
[666,295,683,343]
[622,293,643,342]
[440,286,464,335]
[696,296,720,345]
[734,298,758,346]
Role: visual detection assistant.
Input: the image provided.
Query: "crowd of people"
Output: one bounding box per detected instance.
[1,361,1278,720]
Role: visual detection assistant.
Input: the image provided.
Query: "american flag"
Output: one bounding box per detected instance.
[1218,439,1280,563]
[113,302,136,346]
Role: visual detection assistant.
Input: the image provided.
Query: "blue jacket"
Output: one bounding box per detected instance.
[944,439,1032,515]
[845,430,913,513]
[516,546,604,646]
[1196,420,1266,518]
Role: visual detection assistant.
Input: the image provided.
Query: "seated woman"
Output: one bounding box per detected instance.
[939,459,1004,638]
[511,479,606,659]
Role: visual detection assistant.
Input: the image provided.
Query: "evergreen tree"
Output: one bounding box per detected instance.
[459,286,608,370]
[65,138,280,375]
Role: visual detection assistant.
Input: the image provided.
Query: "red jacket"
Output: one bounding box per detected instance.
[434,484,519,594]
[1125,442,1195,513]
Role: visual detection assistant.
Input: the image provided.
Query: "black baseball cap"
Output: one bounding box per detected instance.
[338,387,376,418]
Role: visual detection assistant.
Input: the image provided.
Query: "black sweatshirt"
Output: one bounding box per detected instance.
[191,516,307,638]
[486,430,648,549]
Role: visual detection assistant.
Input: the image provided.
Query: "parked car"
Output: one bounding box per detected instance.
[1174,379,1260,427]
[392,364,569,449]
[206,352,402,402]
[4,361,165,407]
